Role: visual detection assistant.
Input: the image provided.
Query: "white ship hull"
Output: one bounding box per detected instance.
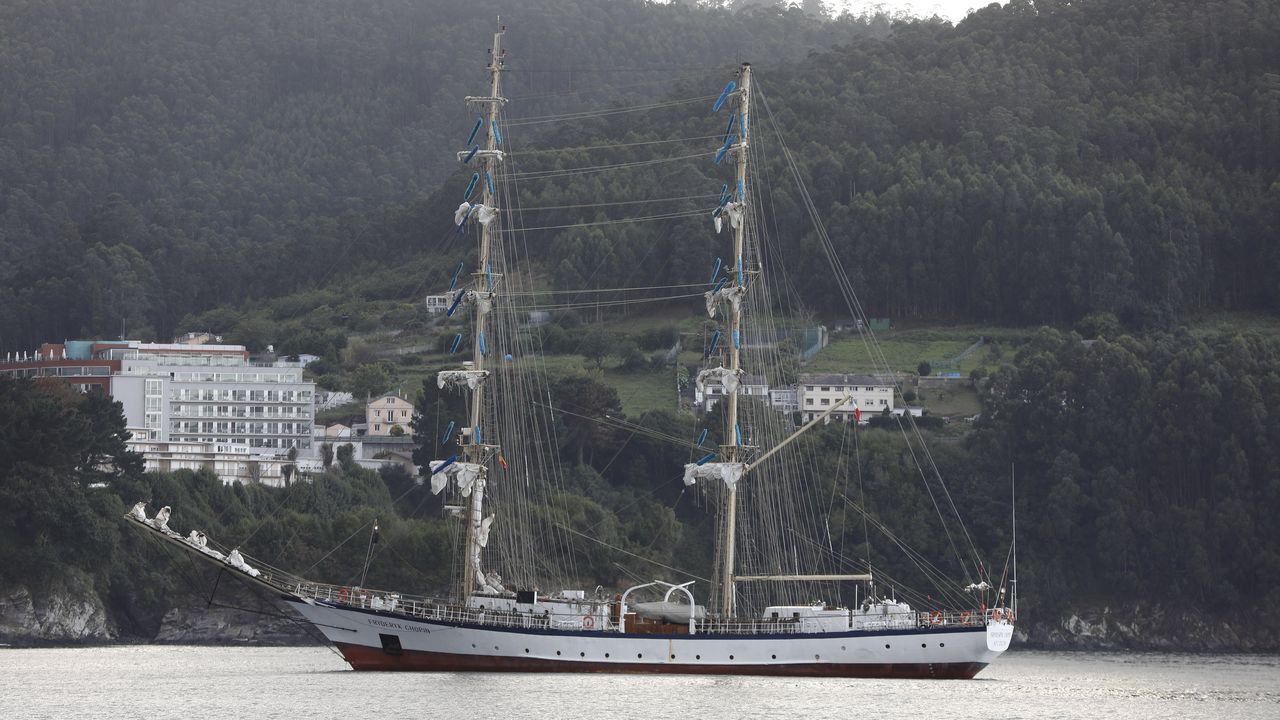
[286,598,1012,677]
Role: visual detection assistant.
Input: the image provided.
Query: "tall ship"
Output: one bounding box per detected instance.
[127,26,1015,678]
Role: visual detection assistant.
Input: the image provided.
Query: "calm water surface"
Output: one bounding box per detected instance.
[0,646,1275,719]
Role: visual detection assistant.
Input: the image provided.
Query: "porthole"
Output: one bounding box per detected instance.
[605,653,610,658]
[556,650,561,656]
[729,655,735,660]
[841,646,846,651]
[696,654,701,660]
[495,645,500,650]
[815,654,821,660]
[471,644,476,648]
[884,644,891,649]
[670,654,676,660]
[580,652,585,657]
[921,643,927,648]
[940,643,946,648]
[524,648,529,654]
[637,653,643,659]
[771,654,777,659]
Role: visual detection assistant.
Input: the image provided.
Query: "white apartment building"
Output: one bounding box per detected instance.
[798,373,894,423]
[106,342,315,451]
[769,386,799,413]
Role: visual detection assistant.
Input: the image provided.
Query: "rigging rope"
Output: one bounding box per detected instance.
[757,83,987,586]
[505,94,718,126]
[511,135,723,156]
[508,152,715,181]
[499,208,708,233]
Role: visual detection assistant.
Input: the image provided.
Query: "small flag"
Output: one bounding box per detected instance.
[498,455,509,470]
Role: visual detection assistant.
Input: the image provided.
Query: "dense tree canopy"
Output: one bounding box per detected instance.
[0,0,877,350]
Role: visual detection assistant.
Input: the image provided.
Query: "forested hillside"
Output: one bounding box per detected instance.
[464,0,1280,329]
[3,0,1280,649]
[0,0,878,350]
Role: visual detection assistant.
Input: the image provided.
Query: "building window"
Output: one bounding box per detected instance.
[821,399,830,406]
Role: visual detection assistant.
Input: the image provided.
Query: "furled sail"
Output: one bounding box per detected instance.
[704,285,746,319]
[429,460,487,496]
[696,366,744,395]
[437,370,489,390]
[683,462,746,491]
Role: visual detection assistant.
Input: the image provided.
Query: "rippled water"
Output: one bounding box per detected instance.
[0,646,1276,719]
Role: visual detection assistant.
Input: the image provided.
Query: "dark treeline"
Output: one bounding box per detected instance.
[5,326,1278,641]
[0,0,878,351]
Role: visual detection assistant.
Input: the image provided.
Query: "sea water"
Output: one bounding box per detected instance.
[0,646,1275,719]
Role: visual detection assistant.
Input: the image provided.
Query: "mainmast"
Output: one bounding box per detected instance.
[461,26,506,600]
[719,63,751,616]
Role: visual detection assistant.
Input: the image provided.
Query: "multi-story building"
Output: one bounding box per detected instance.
[366,393,414,436]
[797,373,894,423]
[2,339,317,481]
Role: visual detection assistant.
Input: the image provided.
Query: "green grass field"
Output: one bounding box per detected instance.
[919,384,983,417]
[805,325,1032,376]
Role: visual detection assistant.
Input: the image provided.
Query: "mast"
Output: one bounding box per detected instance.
[460,26,506,600]
[719,63,751,616]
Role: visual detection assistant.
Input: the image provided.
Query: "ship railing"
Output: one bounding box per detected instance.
[910,609,1009,628]
[190,532,1014,634]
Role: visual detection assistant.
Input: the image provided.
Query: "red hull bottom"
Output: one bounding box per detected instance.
[334,643,987,679]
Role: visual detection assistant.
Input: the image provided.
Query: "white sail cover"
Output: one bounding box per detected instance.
[128,501,147,522]
[437,370,489,391]
[429,460,486,496]
[724,201,744,229]
[696,366,744,396]
[150,506,172,531]
[474,204,498,226]
[704,285,746,319]
[467,290,494,317]
[454,202,498,227]
[480,571,506,595]
[226,548,261,577]
[712,202,745,234]
[476,514,496,548]
[683,462,746,491]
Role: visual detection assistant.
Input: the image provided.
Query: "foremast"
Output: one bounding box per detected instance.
[719,63,751,617]
[462,26,505,602]
[433,25,508,602]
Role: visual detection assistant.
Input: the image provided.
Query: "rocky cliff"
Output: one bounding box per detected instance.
[1017,603,1280,652]
[153,603,315,645]
[0,571,115,645]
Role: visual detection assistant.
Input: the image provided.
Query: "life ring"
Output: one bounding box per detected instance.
[582,614,596,630]
[960,611,972,625]
[336,587,349,604]
[992,608,1004,622]
[929,610,943,625]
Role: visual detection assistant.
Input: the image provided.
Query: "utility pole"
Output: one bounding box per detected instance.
[719,63,751,617]
[459,25,505,601]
